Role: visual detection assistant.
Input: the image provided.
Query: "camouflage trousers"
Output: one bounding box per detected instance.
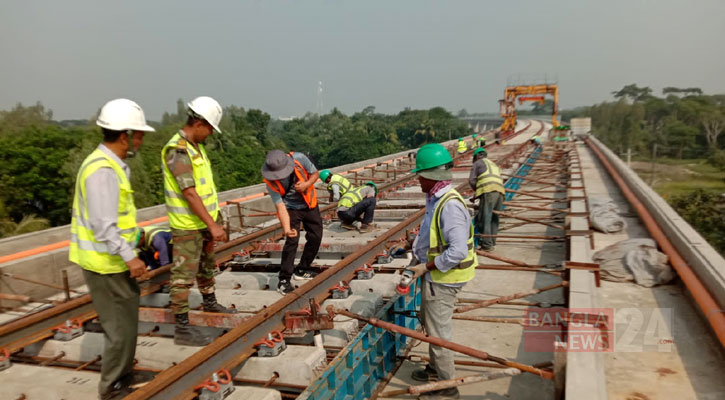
[170,228,217,314]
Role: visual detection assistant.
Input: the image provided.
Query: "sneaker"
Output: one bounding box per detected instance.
[293,270,317,280]
[277,279,294,295]
[341,222,356,230]
[411,364,439,382]
[418,387,460,400]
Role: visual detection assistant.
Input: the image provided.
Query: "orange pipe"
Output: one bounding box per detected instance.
[587,138,725,346]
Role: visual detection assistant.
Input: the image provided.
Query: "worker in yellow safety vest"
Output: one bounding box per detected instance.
[456,137,467,154]
[137,225,173,269]
[395,143,477,399]
[469,147,505,251]
[337,181,377,233]
[162,96,236,348]
[319,169,352,202]
[69,99,155,399]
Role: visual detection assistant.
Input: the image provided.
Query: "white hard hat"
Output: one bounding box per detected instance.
[96,98,155,132]
[187,96,222,133]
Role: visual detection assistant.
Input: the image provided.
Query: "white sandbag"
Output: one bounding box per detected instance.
[589,196,626,233]
[592,238,673,287]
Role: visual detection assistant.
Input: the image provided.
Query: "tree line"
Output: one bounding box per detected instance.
[0,101,470,236]
[561,84,725,163]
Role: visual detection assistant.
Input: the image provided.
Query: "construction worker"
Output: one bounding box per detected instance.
[137,225,173,270]
[469,148,505,251]
[262,150,322,295]
[337,181,377,233]
[406,142,477,400]
[319,169,352,202]
[162,96,236,347]
[478,135,487,148]
[69,99,155,399]
[456,137,467,154]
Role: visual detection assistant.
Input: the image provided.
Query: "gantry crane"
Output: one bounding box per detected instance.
[498,84,559,135]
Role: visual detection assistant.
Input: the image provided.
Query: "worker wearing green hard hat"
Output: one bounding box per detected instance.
[404,142,477,395]
[469,143,504,251]
[319,169,352,202]
[337,180,378,233]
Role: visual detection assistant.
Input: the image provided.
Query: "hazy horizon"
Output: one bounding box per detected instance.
[2,0,724,121]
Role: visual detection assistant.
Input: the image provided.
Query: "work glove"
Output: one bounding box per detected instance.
[405,263,429,279]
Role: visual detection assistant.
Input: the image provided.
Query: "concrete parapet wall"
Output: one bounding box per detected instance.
[588,136,725,308]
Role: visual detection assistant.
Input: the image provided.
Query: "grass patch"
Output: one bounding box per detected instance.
[630,158,725,198]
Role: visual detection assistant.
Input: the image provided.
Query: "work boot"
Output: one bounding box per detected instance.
[418,387,460,400]
[341,222,356,230]
[411,364,438,382]
[174,312,213,346]
[358,223,373,233]
[202,293,237,313]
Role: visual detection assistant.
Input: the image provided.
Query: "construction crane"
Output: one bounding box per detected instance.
[498,84,559,135]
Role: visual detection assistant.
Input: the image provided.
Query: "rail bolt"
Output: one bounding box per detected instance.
[53,319,83,341]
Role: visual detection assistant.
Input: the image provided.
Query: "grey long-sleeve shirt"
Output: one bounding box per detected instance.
[84,144,137,262]
[468,158,488,193]
[412,185,471,287]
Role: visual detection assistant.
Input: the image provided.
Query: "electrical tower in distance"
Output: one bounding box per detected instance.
[316,81,324,115]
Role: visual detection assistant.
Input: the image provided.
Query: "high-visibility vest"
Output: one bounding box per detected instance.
[337,185,367,209]
[141,225,171,252]
[162,132,219,230]
[457,140,467,153]
[327,174,352,196]
[263,152,318,209]
[478,137,486,147]
[69,148,138,274]
[427,189,477,284]
[475,159,505,197]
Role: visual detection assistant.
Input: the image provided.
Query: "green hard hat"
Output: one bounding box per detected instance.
[458,137,463,141]
[365,180,378,194]
[413,143,453,180]
[319,169,331,182]
[473,148,487,157]
[473,134,478,138]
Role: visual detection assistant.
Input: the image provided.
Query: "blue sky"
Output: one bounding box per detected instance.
[1,0,723,120]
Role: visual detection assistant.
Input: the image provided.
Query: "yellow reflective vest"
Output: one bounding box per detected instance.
[457,140,467,154]
[338,185,368,209]
[141,225,171,252]
[328,174,352,196]
[162,132,219,230]
[475,159,505,197]
[427,189,477,284]
[69,148,138,274]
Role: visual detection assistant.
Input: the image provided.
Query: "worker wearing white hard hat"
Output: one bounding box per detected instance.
[161,96,236,348]
[69,98,154,399]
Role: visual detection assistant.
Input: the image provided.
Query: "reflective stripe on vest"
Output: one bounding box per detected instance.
[427,189,477,284]
[327,174,352,196]
[263,152,318,209]
[142,225,171,251]
[457,141,467,153]
[162,132,220,230]
[337,185,365,208]
[475,158,505,197]
[69,148,138,274]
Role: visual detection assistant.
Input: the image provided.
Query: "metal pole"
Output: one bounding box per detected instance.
[330,308,553,379]
[454,282,567,314]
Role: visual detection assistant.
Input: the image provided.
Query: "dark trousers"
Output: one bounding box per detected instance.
[81,269,140,395]
[281,206,323,280]
[337,197,376,225]
[475,191,504,249]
